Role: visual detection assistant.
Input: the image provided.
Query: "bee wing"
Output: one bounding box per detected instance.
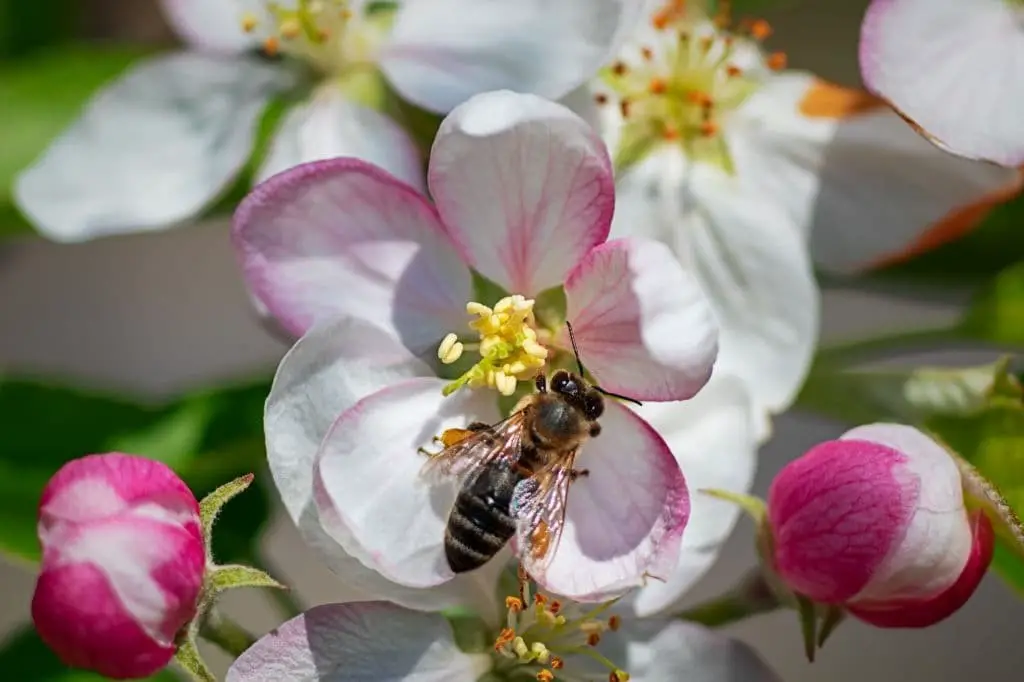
[419,412,527,485]
[511,449,578,571]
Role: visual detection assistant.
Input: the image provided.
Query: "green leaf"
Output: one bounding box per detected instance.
[0,626,181,681]
[0,45,149,237]
[959,261,1024,345]
[0,0,79,58]
[0,376,272,564]
[927,397,1024,594]
[796,357,1021,425]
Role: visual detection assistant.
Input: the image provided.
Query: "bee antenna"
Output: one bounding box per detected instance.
[595,386,643,407]
[565,320,586,377]
[565,321,643,407]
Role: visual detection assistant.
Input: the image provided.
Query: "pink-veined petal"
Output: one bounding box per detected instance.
[522,399,689,602]
[14,53,289,242]
[860,0,1024,167]
[623,374,758,617]
[232,157,471,350]
[226,602,491,682]
[313,378,505,600]
[561,238,718,403]
[257,86,425,192]
[429,90,614,296]
[595,619,782,682]
[158,0,259,52]
[379,0,645,113]
[265,317,488,610]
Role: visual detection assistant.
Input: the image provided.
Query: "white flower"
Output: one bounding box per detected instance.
[231,90,735,611]
[860,0,1024,167]
[14,0,645,242]
[225,599,781,682]
[575,0,1023,435]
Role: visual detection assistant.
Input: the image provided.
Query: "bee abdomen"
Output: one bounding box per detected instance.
[445,470,520,573]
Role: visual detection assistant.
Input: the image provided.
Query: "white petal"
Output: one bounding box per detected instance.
[624,374,758,617]
[562,237,719,403]
[266,318,488,609]
[14,53,290,242]
[860,0,1024,167]
[314,378,505,597]
[734,72,1023,273]
[158,0,259,52]
[524,400,689,602]
[226,602,491,682]
[614,145,819,420]
[257,86,425,192]
[597,619,781,682]
[233,157,472,348]
[428,90,614,295]
[380,0,644,113]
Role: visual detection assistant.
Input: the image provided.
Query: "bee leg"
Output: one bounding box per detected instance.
[517,562,530,604]
[570,468,590,481]
[465,421,491,432]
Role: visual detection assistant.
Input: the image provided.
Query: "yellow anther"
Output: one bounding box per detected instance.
[441,295,549,397]
[241,13,259,32]
[611,670,631,681]
[494,627,516,652]
[280,17,302,38]
[550,657,564,670]
[531,642,551,664]
[537,671,555,682]
[513,637,530,658]
[506,596,524,612]
[437,333,464,364]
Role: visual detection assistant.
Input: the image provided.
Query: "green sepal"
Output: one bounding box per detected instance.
[172,637,215,682]
[816,605,845,650]
[206,563,286,593]
[199,473,255,555]
[795,594,818,663]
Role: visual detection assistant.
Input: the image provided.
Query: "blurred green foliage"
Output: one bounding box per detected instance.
[961,262,1024,345]
[0,627,181,681]
[0,376,272,565]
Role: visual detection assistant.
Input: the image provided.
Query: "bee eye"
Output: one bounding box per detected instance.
[582,391,604,420]
[551,371,572,394]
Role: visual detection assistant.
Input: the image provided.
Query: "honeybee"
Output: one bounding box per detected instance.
[420,322,641,574]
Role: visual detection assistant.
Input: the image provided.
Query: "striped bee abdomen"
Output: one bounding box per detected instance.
[445,465,524,573]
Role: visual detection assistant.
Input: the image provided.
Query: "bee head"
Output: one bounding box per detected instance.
[550,370,604,421]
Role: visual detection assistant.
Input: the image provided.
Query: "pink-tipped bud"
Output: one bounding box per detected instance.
[32,453,205,679]
[767,423,993,628]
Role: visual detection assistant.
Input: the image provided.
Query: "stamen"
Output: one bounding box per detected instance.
[767,51,788,70]
[537,671,554,682]
[440,295,548,397]
[241,13,259,32]
[587,632,602,647]
[262,36,280,56]
[594,93,609,105]
[749,18,772,40]
[506,596,524,613]
[607,615,621,631]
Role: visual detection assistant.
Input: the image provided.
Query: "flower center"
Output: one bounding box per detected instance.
[491,584,629,682]
[242,0,394,75]
[438,295,549,397]
[598,0,786,173]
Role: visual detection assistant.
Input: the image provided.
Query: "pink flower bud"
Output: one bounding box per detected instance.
[767,423,993,628]
[32,453,205,679]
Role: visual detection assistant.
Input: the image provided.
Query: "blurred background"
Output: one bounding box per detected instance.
[0,1,1021,680]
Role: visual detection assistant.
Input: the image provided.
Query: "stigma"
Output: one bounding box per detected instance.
[598,0,787,172]
[494,585,629,681]
[439,295,548,397]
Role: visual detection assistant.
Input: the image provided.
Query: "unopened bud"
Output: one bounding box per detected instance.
[767,424,993,628]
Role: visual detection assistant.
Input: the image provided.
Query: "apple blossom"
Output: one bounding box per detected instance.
[32,453,205,679]
[767,423,994,628]
[232,90,724,609]
[860,0,1024,167]
[225,598,782,682]
[575,0,1023,434]
[14,0,645,242]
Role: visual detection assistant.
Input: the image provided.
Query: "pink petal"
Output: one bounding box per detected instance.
[561,238,718,402]
[428,90,614,295]
[226,602,491,682]
[232,158,472,352]
[849,509,994,628]
[767,438,917,603]
[313,378,504,593]
[860,0,1024,167]
[522,399,689,602]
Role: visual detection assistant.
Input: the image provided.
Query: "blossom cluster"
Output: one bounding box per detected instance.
[19,0,1020,680]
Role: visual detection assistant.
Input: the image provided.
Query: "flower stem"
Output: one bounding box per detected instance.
[676,570,782,628]
[199,610,257,657]
[814,324,963,368]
